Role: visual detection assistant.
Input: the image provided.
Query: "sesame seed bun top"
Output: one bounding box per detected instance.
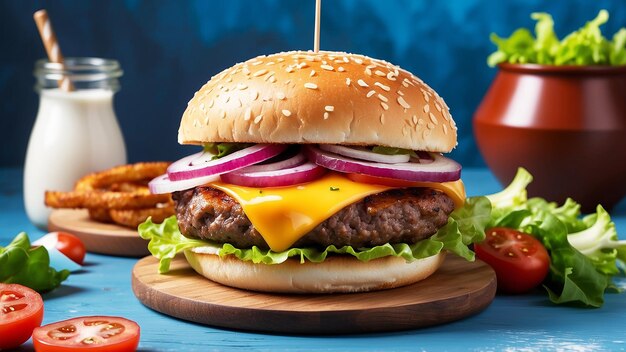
[178,50,457,152]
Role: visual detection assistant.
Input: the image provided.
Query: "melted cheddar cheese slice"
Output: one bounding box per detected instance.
[210,173,466,252]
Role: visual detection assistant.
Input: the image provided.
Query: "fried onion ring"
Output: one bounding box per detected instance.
[109,205,175,228]
[45,162,171,209]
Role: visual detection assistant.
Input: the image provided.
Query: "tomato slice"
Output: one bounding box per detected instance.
[37,232,86,265]
[32,316,140,352]
[475,227,550,294]
[346,173,419,187]
[0,283,44,349]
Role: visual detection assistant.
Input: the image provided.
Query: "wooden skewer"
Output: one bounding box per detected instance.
[314,0,321,53]
[33,9,74,91]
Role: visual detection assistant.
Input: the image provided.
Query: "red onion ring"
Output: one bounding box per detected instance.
[305,146,461,182]
[319,145,410,164]
[220,162,326,188]
[167,144,287,181]
[149,173,221,194]
[238,150,306,173]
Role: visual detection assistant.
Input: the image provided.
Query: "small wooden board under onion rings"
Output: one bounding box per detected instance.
[48,209,150,257]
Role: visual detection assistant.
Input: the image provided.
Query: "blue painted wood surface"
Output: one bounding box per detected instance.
[1,168,626,351]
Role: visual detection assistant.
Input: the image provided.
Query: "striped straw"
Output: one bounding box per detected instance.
[313,0,321,53]
[33,9,73,91]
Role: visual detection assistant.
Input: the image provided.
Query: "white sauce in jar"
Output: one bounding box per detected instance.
[24,88,127,228]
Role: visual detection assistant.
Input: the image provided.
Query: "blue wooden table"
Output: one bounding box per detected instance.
[2,167,626,351]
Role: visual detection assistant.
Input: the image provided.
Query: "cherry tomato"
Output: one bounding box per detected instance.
[32,316,140,352]
[0,283,44,349]
[38,232,86,265]
[475,227,550,294]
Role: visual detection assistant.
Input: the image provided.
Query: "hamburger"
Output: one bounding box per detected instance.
[140,50,485,293]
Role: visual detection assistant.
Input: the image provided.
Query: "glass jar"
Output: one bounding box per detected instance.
[24,58,127,229]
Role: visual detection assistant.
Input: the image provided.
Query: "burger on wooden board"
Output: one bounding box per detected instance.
[140,50,489,293]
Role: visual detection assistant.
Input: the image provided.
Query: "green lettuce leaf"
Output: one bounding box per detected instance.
[139,197,490,273]
[484,168,625,307]
[0,232,70,292]
[203,143,254,160]
[488,10,626,67]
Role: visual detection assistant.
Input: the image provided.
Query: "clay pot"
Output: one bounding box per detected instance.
[474,63,626,212]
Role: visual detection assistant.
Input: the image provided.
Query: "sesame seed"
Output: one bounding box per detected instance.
[387,72,397,81]
[237,83,248,90]
[266,61,275,66]
[374,82,390,91]
[208,99,214,108]
[304,83,318,89]
[424,104,430,113]
[321,64,334,71]
[251,61,263,66]
[422,92,430,102]
[310,70,316,77]
[276,92,286,100]
[253,69,268,77]
[397,96,410,109]
[418,119,425,125]
[412,115,418,125]
[243,67,251,75]
[264,72,275,81]
[380,113,385,124]
[443,124,448,135]
[346,78,351,86]
[298,62,309,69]
[254,114,263,124]
[226,77,233,83]
[422,130,430,139]
[402,81,409,88]
[244,107,252,121]
[435,103,442,112]
[380,102,389,110]
[204,116,209,125]
[378,94,388,102]
[225,96,231,103]
[277,57,285,62]
[286,66,295,73]
[365,68,372,76]
[366,90,376,98]
[284,79,291,85]
[338,66,345,72]
[366,64,376,69]
[429,112,438,124]
[374,70,386,77]
[282,109,292,117]
[357,79,369,87]
[269,76,277,83]
[354,58,363,64]
[427,122,435,130]
[325,105,334,112]
[343,56,350,63]
[252,91,259,101]
[220,110,226,119]
[324,112,329,119]
[397,90,404,96]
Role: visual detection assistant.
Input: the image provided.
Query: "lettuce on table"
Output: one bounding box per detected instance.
[0,232,70,292]
[483,168,626,307]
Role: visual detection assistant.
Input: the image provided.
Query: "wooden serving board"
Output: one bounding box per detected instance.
[132,255,497,334]
[48,209,149,257]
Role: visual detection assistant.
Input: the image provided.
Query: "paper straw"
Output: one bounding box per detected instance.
[33,9,73,91]
[314,0,321,53]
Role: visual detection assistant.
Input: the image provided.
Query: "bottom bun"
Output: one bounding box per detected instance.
[184,247,446,293]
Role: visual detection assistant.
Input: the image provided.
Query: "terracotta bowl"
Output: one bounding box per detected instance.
[474,63,626,212]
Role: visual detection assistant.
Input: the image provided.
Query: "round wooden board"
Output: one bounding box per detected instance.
[132,255,497,334]
[48,209,149,257]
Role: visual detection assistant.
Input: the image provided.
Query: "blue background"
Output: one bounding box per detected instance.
[1,0,625,167]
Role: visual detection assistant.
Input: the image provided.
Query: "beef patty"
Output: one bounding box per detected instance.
[173,187,454,249]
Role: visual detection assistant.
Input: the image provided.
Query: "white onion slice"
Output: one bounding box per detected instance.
[306,146,461,182]
[149,173,221,194]
[167,144,287,181]
[319,145,410,164]
[220,162,326,188]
